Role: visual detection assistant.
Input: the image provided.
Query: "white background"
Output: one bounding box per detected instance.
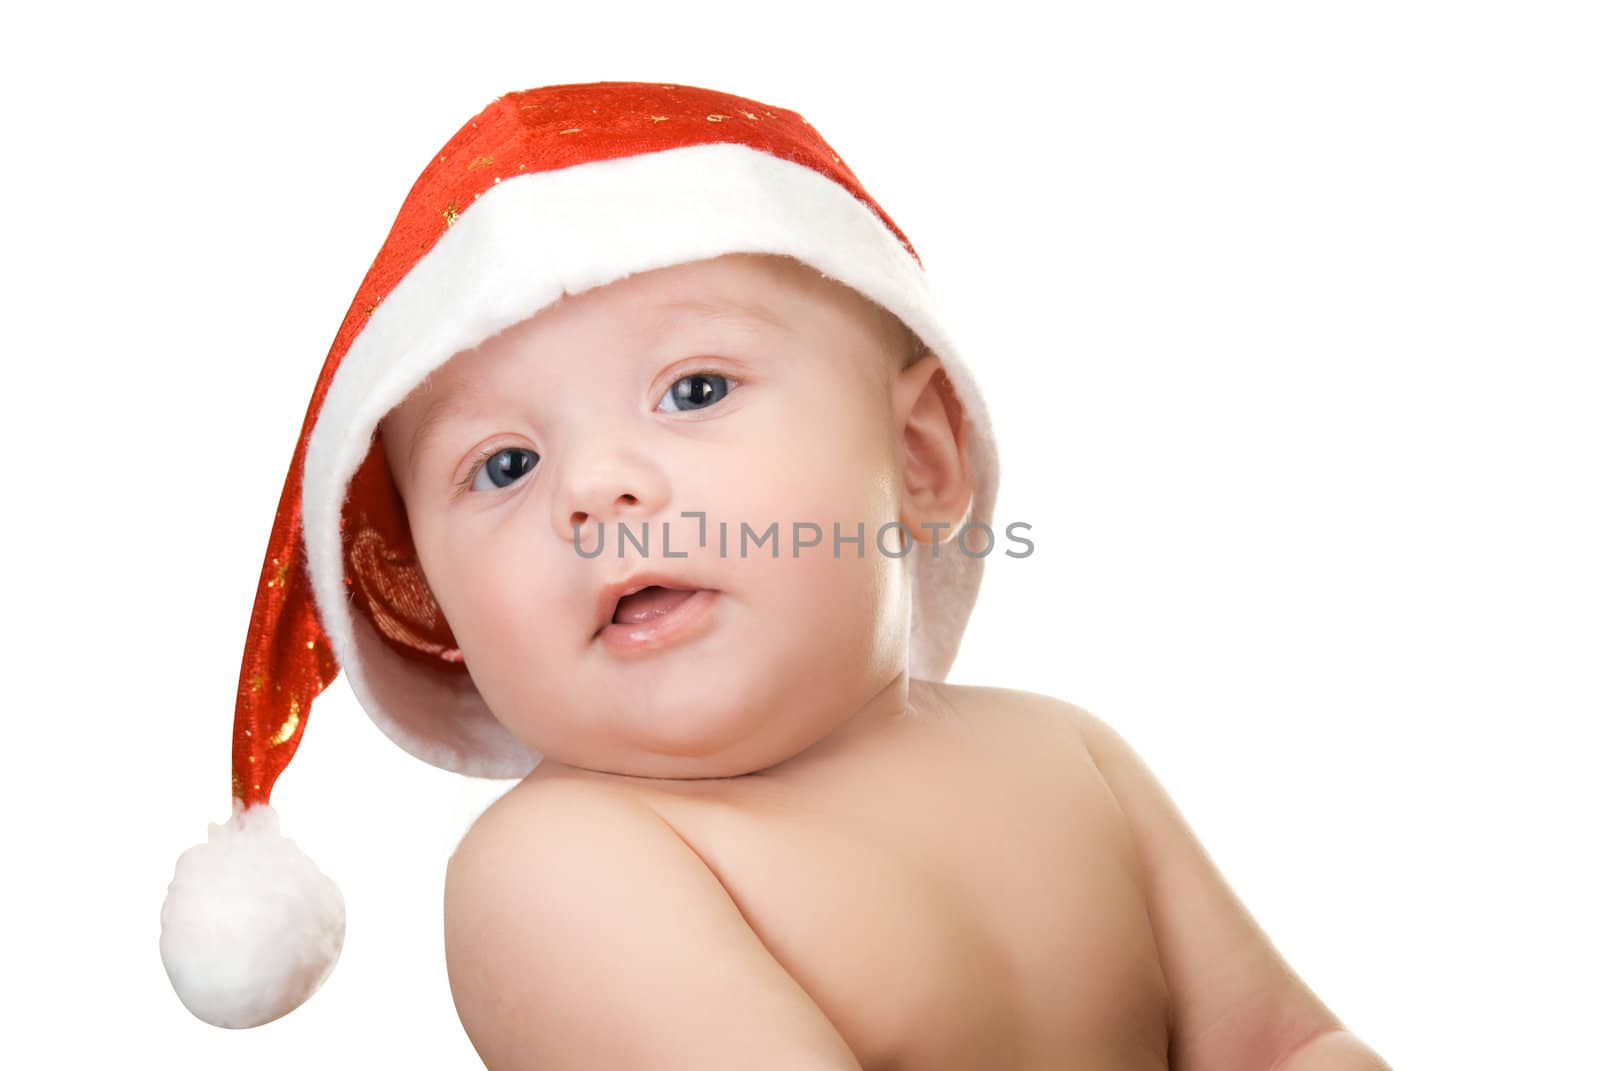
[3,1,1594,1067]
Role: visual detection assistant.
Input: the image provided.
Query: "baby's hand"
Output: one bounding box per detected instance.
[1268,1029,1393,1070]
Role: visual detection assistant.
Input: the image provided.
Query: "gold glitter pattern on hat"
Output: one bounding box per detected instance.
[270,699,301,748]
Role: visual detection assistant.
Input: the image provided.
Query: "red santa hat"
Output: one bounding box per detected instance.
[159,80,1000,1029]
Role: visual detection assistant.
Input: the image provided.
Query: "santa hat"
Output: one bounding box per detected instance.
[159,81,1000,1029]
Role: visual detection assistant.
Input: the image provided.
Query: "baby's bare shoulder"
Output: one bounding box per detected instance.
[912,679,1134,825]
[919,678,1101,744]
[923,677,1090,714]
[443,774,863,1068]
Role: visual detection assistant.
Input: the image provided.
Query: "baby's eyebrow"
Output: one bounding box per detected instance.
[405,384,486,474]
[648,296,792,340]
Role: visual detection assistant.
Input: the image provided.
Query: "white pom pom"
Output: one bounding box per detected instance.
[160,801,345,1028]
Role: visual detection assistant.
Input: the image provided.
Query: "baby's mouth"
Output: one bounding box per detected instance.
[592,572,723,648]
[611,585,699,624]
[595,583,721,654]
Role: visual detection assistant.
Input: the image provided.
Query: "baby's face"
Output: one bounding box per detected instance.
[381,254,933,779]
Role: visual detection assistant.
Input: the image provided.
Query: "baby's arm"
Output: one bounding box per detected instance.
[1073,707,1393,1071]
[443,779,864,1071]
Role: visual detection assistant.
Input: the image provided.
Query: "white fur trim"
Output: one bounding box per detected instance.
[160,802,344,1029]
[302,141,999,776]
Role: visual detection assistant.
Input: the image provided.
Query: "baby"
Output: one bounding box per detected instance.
[160,82,1391,1071]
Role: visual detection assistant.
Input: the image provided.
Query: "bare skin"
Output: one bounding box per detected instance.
[383,254,1390,1070]
[454,676,1389,1070]
[516,677,1171,1070]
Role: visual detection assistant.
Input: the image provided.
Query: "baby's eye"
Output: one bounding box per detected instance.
[469,447,540,492]
[656,372,732,413]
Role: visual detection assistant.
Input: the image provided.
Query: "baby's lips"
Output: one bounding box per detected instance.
[611,585,699,624]
[592,571,709,636]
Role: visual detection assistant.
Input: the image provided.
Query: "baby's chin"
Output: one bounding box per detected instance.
[525,729,799,782]
[535,749,777,782]
[508,685,858,782]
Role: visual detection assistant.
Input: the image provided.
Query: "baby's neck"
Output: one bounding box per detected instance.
[758,670,915,780]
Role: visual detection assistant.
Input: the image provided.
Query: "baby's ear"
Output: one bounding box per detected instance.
[892,353,974,544]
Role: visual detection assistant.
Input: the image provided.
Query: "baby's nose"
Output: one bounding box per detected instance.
[568,491,640,531]
[552,452,668,545]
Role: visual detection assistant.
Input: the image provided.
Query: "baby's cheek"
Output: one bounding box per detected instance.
[747,416,896,521]
[444,553,557,667]
[734,468,900,607]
